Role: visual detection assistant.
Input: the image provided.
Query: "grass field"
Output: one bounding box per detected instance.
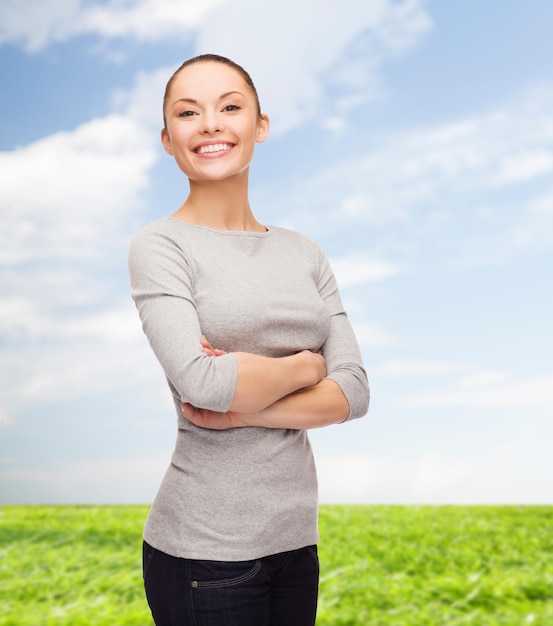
[1,505,552,625]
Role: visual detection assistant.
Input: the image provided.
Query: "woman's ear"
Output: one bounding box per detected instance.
[161,128,174,155]
[256,114,270,144]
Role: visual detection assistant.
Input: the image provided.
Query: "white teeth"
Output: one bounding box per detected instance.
[197,143,231,154]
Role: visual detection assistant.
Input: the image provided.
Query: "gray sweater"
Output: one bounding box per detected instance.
[128,218,369,561]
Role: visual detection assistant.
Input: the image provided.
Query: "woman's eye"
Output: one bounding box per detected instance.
[178,110,196,118]
[223,104,240,112]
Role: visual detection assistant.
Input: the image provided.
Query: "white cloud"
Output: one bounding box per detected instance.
[317,454,382,502]
[0,0,225,52]
[316,453,470,503]
[196,0,431,133]
[490,149,553,186]
[0,0,431,93]
[0,68,170,424]
[322,116,347,136]
[457,371,508,389]
[0,265,168,419]
[316,451,553,504]
[0,327,165,417]
[329,253,401,286]
[352,322,395,347]
[400,374,553,409]
[112,65,173,130]
[63,302,145,343]
[372,0,433,53]
[0,113,157,264]
[349,91,553,208]
[276,83,553,265]
[0,456,168,503]
[373,360,469,377]
[1,0,431,136]
[0,293,142,343]
[528,190,553,215]
[0,297,43,338]
[0,0,79,52]
[72,0,226,41]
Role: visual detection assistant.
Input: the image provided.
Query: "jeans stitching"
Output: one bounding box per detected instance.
[193,560,262,589]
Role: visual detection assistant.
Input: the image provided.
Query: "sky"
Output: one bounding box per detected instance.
[1,0,552,505]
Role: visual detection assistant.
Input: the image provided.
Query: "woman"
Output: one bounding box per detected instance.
[128,54,369,626]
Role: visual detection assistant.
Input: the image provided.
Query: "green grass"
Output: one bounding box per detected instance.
[317,506,553,625]
[1,506,552,625]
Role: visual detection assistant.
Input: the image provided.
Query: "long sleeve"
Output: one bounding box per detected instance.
[128,226,238,412]
[316,249,370,420]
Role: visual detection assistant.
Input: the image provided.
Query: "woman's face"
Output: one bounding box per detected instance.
[161,62,269,182]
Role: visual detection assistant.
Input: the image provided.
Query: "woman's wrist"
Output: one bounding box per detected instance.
[294,350,326,389]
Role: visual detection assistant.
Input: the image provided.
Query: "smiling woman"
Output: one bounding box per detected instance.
[127,53,369,626]
[160,56,269,190]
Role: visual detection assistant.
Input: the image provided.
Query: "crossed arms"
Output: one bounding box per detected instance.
[181,336,351,430]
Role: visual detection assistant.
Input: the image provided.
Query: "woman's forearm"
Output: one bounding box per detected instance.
[181,378,350,430]
[229,350,326,413]
[242,378,350,429]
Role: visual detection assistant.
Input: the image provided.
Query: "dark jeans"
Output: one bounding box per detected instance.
[143,541,319,626]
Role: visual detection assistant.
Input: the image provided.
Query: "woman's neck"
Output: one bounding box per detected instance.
[172,173,265,232]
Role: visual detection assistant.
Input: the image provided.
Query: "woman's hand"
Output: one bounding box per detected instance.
[181,336,237,429]
[298,349,326,386]
[181,402,248,430]
[200,335,227,357]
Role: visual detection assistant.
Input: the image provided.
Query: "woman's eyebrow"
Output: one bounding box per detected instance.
[219,90,245,99]
[172,91,246,106]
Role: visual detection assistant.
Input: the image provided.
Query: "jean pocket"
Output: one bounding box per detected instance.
[191,558,262,589]
[142,541,156,582]
[306,545,319,567]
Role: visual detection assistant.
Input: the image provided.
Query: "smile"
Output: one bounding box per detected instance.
[195,143,233,155]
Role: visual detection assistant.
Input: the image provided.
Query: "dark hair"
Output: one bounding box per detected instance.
[162,54,262,129]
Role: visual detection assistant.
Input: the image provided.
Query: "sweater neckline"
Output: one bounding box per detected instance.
[165,216,273,237]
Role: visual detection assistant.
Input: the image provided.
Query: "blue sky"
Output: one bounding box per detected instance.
[1,0,552,505]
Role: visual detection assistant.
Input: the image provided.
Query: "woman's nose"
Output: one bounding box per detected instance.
[201,112,222,134]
